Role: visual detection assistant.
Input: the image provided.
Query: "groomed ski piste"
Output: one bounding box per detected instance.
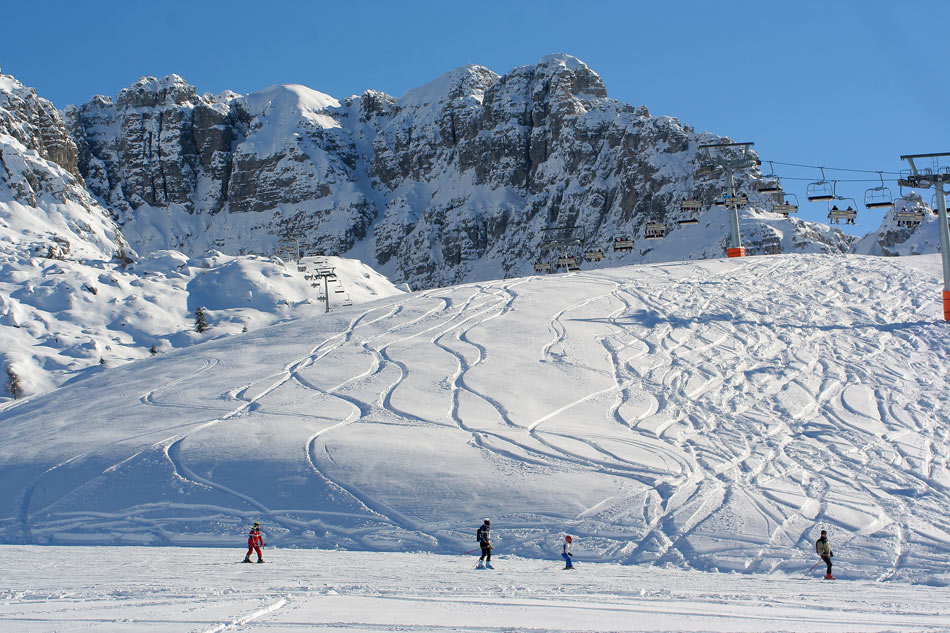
[2,253,950,632]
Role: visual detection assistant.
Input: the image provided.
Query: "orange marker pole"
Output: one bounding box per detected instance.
[943,290,950,321]
[726,247,746,258]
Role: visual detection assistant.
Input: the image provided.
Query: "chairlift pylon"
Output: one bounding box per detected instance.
[807,167,836,202]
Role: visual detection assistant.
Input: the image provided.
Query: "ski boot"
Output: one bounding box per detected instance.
[485,562,494,570]
[475,560,484,569]
[243,555,252,563]
[824,573,835,580]
[257,557,265,563]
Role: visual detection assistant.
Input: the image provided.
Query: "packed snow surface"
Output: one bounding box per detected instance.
[4,545,949,633]
[2,254,949,589]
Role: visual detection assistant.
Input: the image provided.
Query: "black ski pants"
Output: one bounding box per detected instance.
[821,554,832,575]
[479,544,492,561]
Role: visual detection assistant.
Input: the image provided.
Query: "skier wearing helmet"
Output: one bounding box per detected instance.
[561,535,574,569]
[476,518,493,569]
[244,521,265,563]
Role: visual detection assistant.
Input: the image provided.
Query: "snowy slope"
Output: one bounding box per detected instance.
[0,251,404,397]
[2,254,948,586]
[4,545,949,633]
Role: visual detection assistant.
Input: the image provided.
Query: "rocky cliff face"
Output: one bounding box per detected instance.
[0,73,129,261]
[65,55,854,289]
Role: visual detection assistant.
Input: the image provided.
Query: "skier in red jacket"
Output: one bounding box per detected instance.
[244,521,265,563]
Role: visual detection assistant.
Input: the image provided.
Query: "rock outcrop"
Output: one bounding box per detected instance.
[65,55,855,289]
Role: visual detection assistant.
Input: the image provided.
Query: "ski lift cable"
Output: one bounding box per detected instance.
[768,176,896,183]
[767,160,902,175]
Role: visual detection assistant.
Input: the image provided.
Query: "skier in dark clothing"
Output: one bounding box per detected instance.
[476,518,493,569]
[815,529,833,579]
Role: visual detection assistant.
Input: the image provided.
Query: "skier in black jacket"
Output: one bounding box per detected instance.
[815,529,834,579]
[476,518,493,569]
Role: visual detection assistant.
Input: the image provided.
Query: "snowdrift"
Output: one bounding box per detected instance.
[1,253,948,584]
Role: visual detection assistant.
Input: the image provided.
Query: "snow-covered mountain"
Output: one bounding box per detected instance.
[2,57,944,399]
[64,55,859,290]
[2,253,948,585]
[0,73,404,398]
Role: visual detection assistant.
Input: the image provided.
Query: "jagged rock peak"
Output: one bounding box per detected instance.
[116,74,200,109]
[0,72,80,177]
[517,53,608,100]
[399,65,499,108]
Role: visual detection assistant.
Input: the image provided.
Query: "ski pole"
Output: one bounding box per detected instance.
[804,560,821,575]
[462,548,481,555]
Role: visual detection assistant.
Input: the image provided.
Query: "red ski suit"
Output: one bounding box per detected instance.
[247,527,264,559]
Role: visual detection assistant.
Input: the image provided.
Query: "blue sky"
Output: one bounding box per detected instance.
[3,0,947,234]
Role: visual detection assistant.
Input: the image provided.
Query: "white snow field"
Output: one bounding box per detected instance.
[2,253,950,631]
[4,545,949,633]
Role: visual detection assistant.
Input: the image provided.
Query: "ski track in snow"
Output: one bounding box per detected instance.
[6,546,950,633]
[2,254,950,585]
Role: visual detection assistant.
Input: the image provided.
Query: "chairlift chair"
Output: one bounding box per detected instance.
[807,168,836,202]
[773,193,799,216]
[534,261,553,273]
[556,253,578,268]
[756,161,783,195]
[644,222,667,239]
[612,236,634,251]
[895,207,925,226]
[584,249,605,262]
[677,217,699,226]
[864,172,894,210]
[297,265,306,272]
[679,197,702,212]
[724,193,749,208]
[827,196,858,225]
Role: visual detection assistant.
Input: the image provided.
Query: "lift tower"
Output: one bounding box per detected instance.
[698,142,757,258]
[899,153,950,321]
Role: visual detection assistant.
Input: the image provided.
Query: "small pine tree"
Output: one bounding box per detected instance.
[150,345,158,356]
[194,306,209,333]
[242,323,248,333]
[6,366,21,399]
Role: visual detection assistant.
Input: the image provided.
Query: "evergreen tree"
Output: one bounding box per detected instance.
[6,366,21,399]
[194,307,209,333]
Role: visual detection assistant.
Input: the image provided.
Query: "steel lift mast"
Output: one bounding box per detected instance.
[899,152,950,321]
[698,142,757,258]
